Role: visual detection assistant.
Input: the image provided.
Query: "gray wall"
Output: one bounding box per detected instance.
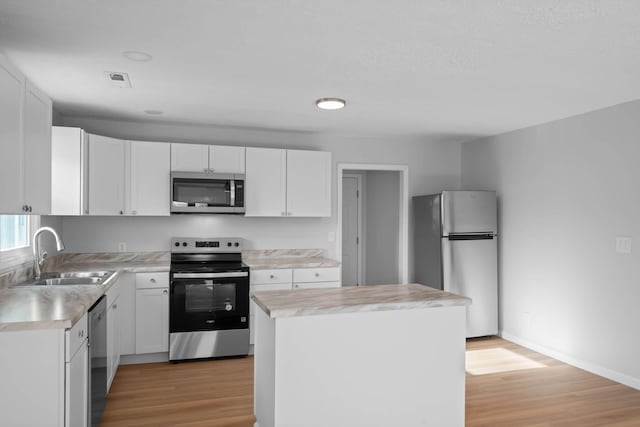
[460,100,640,389]
[364,171,400,284]
[56,116,462,278]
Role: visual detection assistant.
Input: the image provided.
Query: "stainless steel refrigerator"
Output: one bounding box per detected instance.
[413,191,498,338]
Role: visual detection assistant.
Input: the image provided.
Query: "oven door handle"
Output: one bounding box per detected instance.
[172,272,249,279]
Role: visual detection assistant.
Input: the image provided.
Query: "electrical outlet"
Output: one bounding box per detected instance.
[328,232,335,242]
[615,236,632,254]
[118,242,127,252]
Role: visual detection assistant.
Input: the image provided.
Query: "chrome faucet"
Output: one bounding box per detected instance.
[33,227,65,279]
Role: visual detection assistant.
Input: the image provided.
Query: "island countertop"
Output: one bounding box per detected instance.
[251,283,471,318]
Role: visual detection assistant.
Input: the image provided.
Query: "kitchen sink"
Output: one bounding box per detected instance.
[40,271,114,280]
[12,271,116,287]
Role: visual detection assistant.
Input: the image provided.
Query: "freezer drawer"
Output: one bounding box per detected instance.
[441,191,497,236]
[442,237,498,338]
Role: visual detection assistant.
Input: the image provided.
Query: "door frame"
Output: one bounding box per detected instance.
[341,173,364,286]
[337,163,409,284]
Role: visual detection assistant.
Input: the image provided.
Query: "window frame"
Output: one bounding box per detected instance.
[0,215,39,269]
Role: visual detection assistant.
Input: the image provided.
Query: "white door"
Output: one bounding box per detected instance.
[209,145,245,173]
[130,141,171,215]
[170,143,209,172]
[286,150,331,217]
[0,54,25,213]
[245,147,287,216]
[87,134,126,215]
[65,340,88,427]
[22,81,52,215]
[342,176,360,286]
[135,288,169,354]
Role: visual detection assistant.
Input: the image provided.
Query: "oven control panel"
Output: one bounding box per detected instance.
[171,237,243,252]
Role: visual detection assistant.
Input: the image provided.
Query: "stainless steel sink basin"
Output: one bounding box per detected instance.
[40,271,114,280]
[12,271,116,287]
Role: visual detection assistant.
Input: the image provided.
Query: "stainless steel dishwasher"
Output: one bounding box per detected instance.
[88,296,107,427]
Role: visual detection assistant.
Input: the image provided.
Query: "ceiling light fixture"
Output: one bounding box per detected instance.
[316,97,346,110]
[123,51,153,62]
[144,109,164,115]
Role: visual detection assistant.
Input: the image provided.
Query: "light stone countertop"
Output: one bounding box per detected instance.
[242,248,340,270]
[244,256,340,270]
[251,283,471,319]
[0,261,170,332]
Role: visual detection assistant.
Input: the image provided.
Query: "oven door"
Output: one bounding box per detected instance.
[170,271,249,332]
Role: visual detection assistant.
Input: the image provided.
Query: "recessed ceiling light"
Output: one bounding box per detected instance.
[144,109,164,115]
[316,98,346,110]
[123,51,153,62]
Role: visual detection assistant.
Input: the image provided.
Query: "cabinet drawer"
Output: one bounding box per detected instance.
[136,272,169,289]
[66,312,88,362]
[294,281,341,290]
[293,267,340,283]
[251,268,293,285]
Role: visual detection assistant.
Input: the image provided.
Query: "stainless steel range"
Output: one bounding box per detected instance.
[169,237,249,361]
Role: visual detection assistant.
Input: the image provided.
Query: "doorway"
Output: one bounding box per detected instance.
[341,174,363,286]
[338,164,409,285]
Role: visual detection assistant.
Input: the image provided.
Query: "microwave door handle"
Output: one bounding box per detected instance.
[230,180,236,207]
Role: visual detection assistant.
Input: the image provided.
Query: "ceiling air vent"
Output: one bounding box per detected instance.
[105,71,131,88]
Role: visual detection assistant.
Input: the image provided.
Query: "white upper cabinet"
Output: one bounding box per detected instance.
[170,143,208,172]
[245,147,287,216]
[286,150,331,217]
[245,147,331,217]
[0,55,25,214]
[0,53,52,214]
[130,141,170,216]
[51,127,86,215]
[23,81,53,215]
[171,143,245,173]
[209,145,245,173]
[87,134,127,215]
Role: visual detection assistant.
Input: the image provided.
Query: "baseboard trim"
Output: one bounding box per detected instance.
[500,331,640,391]
[120,352,169,365]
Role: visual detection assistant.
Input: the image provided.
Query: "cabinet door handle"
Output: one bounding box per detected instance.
[22,205,28,212]
[112,303,118,309]
[119,210,123,215]
[269,274,275,279]
[78,330,84,338]
[150,278,156,283]
[315,273,320,277]
[163,289,168,295]
[28,206,33,212]
[294,284,299,289]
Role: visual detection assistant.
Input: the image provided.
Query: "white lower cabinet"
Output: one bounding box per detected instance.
[66,334,89,427]
[106,279,122,391]
[135,272,170,354]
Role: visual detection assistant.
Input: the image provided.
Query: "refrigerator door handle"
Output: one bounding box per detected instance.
[448,233,494,241]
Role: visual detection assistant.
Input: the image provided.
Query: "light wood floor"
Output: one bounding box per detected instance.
[101,337,640,426]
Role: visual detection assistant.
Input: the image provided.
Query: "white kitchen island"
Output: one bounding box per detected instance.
[251,283,471,427]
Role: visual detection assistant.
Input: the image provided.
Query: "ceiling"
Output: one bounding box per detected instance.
[1,0,640,142]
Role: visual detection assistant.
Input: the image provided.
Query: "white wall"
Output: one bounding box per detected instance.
[461,100,640,389]
[57,116,461,268]
[365,171,400,284]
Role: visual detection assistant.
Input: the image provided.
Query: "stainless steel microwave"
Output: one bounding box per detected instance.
[170,172,245,214]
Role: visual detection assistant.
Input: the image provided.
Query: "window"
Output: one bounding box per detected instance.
[0,215,37,267]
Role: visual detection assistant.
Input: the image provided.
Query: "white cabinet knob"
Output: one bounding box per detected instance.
[225,303,233,311]
[163,289,168,295]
